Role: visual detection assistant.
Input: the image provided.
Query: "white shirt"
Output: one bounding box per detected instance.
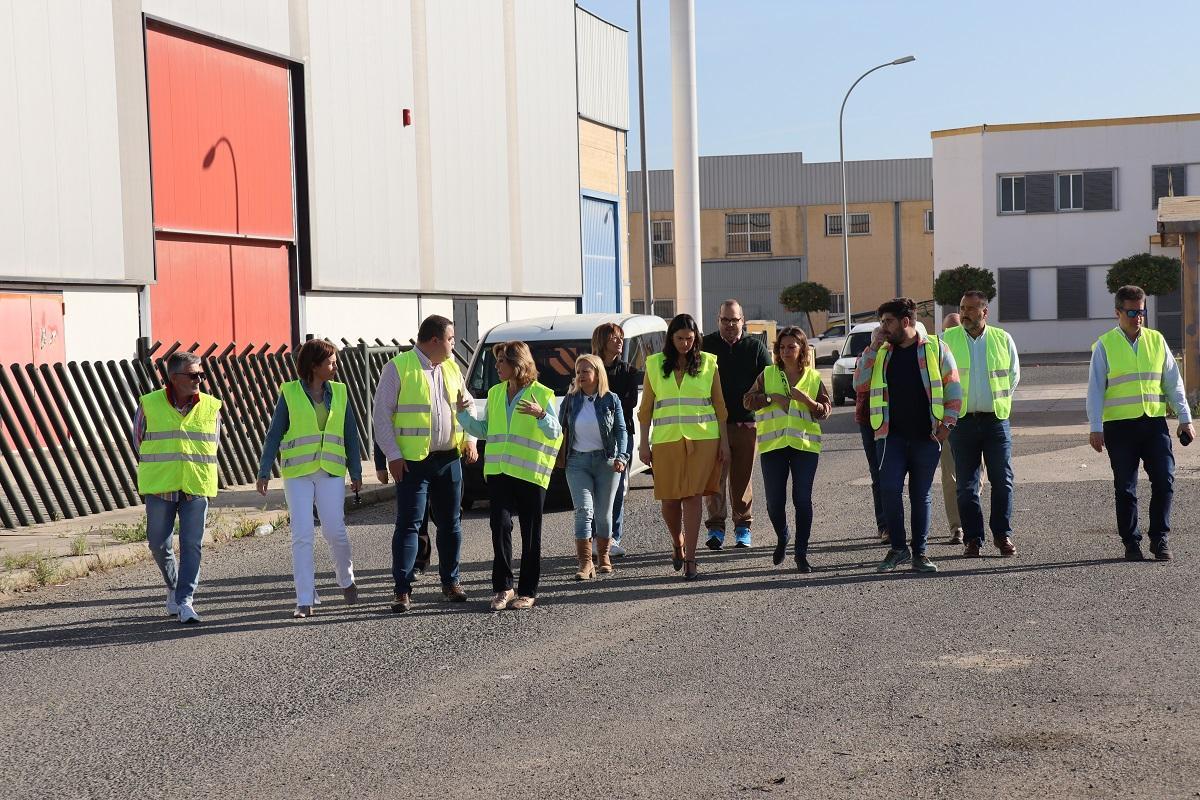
[571,394,605,452]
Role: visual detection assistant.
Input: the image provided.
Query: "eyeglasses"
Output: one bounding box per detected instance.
[178,371,206,382]
[1122,309,1147,319]
[719,317,742,324]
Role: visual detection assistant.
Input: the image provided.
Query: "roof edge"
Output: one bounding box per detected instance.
[932,112,1200,139]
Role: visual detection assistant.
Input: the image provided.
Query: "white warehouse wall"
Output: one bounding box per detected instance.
[304,294,421,344]
[62,287,141,362]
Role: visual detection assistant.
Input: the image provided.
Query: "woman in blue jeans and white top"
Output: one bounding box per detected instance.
[743,326,831,573]
[558,354,629,580]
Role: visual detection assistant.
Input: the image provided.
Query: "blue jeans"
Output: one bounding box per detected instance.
[759,447,819,556]
[145,494,208,605]
[610,432,634,541]
[949,413,1014,544]
[393,451,463,594]
[859,424,887,532]
[1104,415,1175,545]
[567,450,621,540]
[878,433,941,554]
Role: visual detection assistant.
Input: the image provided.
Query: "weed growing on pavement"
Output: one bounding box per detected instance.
[270,512,290,530]
[69,534,89,557]
[109,518,148,543]
[31,556,58,586]
[3,551,43,570]
[232,518,259,539]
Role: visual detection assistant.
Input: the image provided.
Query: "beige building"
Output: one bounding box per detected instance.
[628,154,933,333]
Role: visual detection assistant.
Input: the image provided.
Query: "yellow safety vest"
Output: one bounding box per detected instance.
[646,352,720,445]
[755,366,823,454]
[869,339,944,431]
[278,381,348,478]
[1098,327,1168,422]
[391,349,466,460]
[483,381,562,489]
[941,325,1014,419]
[137,389,221,497]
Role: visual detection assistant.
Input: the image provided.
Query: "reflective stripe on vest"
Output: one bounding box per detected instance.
[390,349,466,461]
[942,325,1014,419]
[868,339,945,431]
[278,381,349,478]
[137,389,222,497]
[645,352,720,445]
[482,381,562,489]
[755,366,823,454]
[1099,327,1168,422]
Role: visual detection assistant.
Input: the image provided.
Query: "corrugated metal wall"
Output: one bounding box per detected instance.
[142,0,294,57]
[575,7,629,131]
[581,196,619,312]
[701,258,808,330]
[630,156,933,212]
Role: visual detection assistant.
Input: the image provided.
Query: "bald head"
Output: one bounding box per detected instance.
[943,312,961,329]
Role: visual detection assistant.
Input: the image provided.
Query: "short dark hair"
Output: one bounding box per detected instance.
[961,290,989,306]
[166,352,201,376]
[1114,285,1146,308]
[417,315,454,343]
[877,297,917,321]
[296,339,337,383]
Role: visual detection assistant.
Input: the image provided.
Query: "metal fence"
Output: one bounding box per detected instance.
[0,337,471,530]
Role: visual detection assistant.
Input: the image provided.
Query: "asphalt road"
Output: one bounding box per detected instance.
[1,366,1197,799]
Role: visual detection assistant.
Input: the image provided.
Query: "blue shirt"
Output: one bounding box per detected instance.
[1085,329,1191,432]
[960,327,1021,414]
[259,383,363,480]
[456,384,562,440]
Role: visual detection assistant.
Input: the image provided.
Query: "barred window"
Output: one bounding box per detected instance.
[725,212,771,255]
[825,213,870,236]
[651,220,673,266]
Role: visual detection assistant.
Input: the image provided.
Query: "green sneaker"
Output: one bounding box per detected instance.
[911,554,938,573]
[877,548,911,572]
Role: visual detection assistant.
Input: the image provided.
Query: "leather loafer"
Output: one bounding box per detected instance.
[994,535,1016,557]
[391,593,412,613]
[964,540,981,558]
[442,584,467,602]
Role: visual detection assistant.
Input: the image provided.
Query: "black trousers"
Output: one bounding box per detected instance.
[488,474,546,597]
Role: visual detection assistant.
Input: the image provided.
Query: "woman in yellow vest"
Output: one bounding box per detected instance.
[257,339,362,619]
[456,341,562,611]
[637,314,730,580]
[743,326,831,573]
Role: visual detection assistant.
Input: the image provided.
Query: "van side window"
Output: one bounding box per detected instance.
[631,331,665,371]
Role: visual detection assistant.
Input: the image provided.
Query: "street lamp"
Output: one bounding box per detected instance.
[838,55,914,329]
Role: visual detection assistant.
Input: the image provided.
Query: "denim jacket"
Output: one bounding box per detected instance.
[557,391,630,464]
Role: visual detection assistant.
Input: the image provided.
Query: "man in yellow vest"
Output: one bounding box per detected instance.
[943,290,1020,558]
[1087,285,1193,561]
[372,315,478,612]
[132,352,221,624]
[938,312,965,546]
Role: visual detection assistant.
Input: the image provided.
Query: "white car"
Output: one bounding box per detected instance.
[830,320,927,406]
[812,323,847,364]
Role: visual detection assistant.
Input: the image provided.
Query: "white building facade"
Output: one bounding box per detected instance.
[932,113,1200,354]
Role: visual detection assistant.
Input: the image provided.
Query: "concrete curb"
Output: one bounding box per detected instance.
[0,483,393,601]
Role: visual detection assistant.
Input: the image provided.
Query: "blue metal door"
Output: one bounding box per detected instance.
[580,195,619,313]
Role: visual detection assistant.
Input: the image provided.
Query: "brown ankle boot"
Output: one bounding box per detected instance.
[596,537,614,574]
[575,539,596,580]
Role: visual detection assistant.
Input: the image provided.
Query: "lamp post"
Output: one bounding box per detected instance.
[839,56,914,327]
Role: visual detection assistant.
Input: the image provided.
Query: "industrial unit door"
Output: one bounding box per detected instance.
[581,196,619,313]
[145,24,295,350]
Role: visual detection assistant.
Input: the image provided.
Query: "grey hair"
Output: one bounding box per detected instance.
[166,352,202,375]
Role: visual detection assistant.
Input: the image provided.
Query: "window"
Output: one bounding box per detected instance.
[651,220,674,265]
[725,212,771,255]
[1000,175,1026,213]
[1056,267,1088,320]
[998,268,1030,321]
[1057,172,1084,211]
[924,209,934,233]
[467,340,589,398]
[828,292,845,315]
[1153,165,1188,208]
[824,213,870,236]
[632,299,676,318]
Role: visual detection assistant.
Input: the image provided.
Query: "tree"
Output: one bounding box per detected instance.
[932,264,996,307]
[779,282,831,333]
[1106,253,1181,296]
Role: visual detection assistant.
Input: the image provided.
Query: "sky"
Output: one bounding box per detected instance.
[575,0,1200,169]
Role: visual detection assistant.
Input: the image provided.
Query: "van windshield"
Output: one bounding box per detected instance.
[843,331,874,359]
[467,340,591,398]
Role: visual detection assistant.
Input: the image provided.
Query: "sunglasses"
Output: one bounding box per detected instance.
[1122,309,1147,319]
[178,371,206,382]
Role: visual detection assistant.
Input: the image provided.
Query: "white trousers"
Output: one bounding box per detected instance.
[283,472,355,606]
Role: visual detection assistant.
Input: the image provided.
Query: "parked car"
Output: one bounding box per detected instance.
[812,323,847,364]
[460,312,668,509]
[830,320,926,406]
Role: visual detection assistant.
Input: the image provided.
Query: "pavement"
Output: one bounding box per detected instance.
[2,364,1199,798]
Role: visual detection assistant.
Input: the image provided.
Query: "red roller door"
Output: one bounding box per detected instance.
[145,23,295,349]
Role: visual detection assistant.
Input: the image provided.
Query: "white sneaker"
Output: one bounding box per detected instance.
[609,540,627,558]
[165,590,180,617]
[178,603,201,624]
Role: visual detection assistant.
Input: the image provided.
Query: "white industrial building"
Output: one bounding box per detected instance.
[932,112,1200,353]
[0,1,630,365]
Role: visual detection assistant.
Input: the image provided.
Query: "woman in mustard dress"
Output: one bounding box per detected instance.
[637,314,730,579]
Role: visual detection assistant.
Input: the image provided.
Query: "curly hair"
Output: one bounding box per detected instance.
[773,326,809,369]
[661,314,704,377]
[492,340,538,387]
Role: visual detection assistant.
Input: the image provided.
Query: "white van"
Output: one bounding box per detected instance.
[461,312,668,507]
[830,320,927,406]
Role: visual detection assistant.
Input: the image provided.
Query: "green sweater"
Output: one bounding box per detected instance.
[701,332,772,424]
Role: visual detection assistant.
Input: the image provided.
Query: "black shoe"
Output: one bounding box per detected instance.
[772,536,789,566]
[795,556,812,574]
[1151,540,1173,561]
[1124,543,1145,562]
